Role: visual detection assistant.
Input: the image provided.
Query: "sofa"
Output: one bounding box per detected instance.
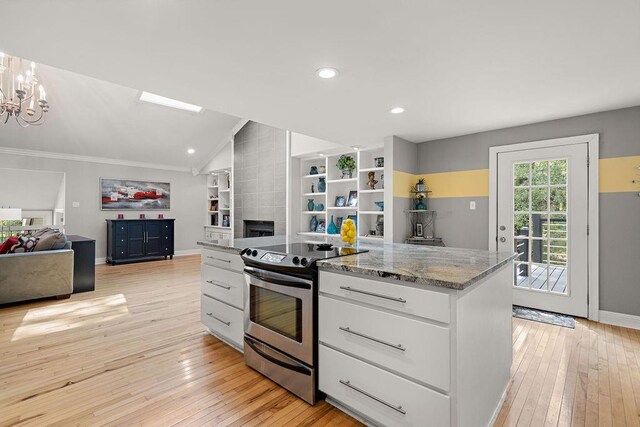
[0,228,75,305]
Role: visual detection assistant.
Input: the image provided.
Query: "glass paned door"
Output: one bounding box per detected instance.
[497,144,588,317]
[512,159,568,294]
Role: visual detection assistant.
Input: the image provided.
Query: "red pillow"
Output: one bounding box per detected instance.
[0,236,19,254]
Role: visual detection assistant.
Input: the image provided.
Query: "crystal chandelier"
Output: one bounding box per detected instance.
[0,53,50,127]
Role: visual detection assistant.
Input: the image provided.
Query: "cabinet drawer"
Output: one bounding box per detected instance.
[201,264,244,309]
[319,345,450,427]
[319,270,450,324]
[319,296,450,391]
[201,294,243,348]
[202,248,244,272]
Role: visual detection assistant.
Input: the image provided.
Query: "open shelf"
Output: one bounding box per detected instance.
[303,173,326,179]
[327,178,357,184]
[304,192,326,197]
[359,167,384,173]
[360,211,384,215]
[359,189,384,194]
[302,211,326,215]
[328,206,357,210]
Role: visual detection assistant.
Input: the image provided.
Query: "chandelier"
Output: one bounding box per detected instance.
[0,53,50,127]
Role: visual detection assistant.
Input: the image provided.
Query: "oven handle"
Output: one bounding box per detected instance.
[244,266,311,289]
[244,337,311,376]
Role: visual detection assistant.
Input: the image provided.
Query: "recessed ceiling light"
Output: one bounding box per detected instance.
[187,148,195,154]
[352,146,359,151]
[390,107,405,114]
[316,68,339,79]
[318,152,326,157]
[140,91,203,113]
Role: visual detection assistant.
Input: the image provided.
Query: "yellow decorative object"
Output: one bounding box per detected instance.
[340,218,357,246]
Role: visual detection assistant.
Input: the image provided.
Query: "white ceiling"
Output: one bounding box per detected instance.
[0,168,64,210]
[1,1,639,147]
[0,64,241,169]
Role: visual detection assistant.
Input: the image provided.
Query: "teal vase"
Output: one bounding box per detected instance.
[317,177,326,193]
[416,200,427,210]
[327,216,338,234]
[310,215,318,232]
[307,199,315,211]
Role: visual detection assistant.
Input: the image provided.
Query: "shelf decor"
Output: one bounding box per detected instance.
[307,199,315,211]
[410,178,432,211]
[336,154,356,179]
[367,171,378,190]
[317,177,326,192]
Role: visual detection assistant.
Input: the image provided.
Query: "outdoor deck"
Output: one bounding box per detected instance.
[515,264,567,293]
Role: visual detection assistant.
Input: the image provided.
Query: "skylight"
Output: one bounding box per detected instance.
[139,91,203,113]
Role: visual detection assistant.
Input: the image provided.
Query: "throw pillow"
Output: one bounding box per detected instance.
[10,235,39,253]
[33,229,67,251]
[0,236,19,254]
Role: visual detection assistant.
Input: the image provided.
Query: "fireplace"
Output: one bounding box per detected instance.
[244,220,274,238]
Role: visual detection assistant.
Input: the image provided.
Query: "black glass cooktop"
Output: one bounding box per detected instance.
[256,243,367,261]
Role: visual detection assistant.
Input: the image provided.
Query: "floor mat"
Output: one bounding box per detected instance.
[512,305,575,328]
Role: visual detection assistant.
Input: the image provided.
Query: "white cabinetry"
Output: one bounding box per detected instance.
[318,266,513,427]
[200,247,244,351]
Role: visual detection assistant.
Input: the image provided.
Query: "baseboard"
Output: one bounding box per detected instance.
[599,310,640,330]
[95,249,201,265]
[487,384,509,427]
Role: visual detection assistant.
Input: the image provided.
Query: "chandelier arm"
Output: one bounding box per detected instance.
[3,113,9,124]
[15,115,31,128]
[17,108,45,125]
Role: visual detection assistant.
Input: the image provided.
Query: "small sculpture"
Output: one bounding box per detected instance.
[368,171,378,190]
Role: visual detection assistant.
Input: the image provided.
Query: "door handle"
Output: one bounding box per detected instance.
[339,286,406,303]
[339,326,406,351]
[206,280,231,290]
[339,380,406,415]
[500,237,506,243]
[206,312,230,326]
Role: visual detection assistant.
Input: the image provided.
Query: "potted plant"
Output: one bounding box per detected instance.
[336,154,356,179]
[416,178,426,192]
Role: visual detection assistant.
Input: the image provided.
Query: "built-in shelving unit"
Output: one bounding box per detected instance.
[205,169,233,241]
[292,147,386,242]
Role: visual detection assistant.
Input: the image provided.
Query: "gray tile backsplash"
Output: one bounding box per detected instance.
[234,121,287,236]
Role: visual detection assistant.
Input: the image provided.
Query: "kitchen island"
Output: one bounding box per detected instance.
[197,237,515,427]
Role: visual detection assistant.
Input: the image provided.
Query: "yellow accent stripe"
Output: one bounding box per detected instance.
[599,155,640,193]
[393,169,489,198]
[393,155,640,198]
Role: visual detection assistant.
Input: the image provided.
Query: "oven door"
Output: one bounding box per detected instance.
[244,266,313,365]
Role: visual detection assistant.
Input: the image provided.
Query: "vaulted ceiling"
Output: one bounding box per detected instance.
[0,64,241,169]
[1,1,639,152]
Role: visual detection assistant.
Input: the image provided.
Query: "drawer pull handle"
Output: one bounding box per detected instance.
[339,286,406,303]
[339,380,406,415]
[207,256,231,263]
[339,327,406,351]
[206,312,231,326]
[206,280,231,290]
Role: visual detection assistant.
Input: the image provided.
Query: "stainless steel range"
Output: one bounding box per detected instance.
[241,243,366,404]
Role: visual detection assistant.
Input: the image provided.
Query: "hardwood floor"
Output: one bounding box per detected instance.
[1,255,639,426]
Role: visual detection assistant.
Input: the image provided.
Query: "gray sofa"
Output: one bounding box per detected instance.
[0,249,74,304]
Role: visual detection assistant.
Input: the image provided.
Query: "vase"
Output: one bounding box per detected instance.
[416,200,427,210]
[310,215,318,232]
[317,177,326,193]
[318,165,326,174]
[307,199,315,211]
[327,215,338,234]
[309,166,318,175]
[342,168,353,179]
[416,183,426,192]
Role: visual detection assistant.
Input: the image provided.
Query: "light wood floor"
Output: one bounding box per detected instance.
[0,256,638,426]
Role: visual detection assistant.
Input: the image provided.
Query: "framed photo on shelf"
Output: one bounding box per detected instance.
[347,191,358,207]
[416,223,424,237]
[335,196,346,207]
[316,219,326,233]
[336,216,344,230]
[347,214,357,229]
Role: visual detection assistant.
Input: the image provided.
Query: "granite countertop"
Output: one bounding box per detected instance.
[197,237,516,291]
[316,243,516,290]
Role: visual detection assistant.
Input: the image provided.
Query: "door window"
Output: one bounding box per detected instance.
[512,159,568,294]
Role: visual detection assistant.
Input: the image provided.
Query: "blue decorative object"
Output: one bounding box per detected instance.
[314,203,325,211]
[309,166,318,175]
[374,201,384,211]
[310,215,318,232]
[416,200,427,210]
[307,199,315,211]
[317,177,326,193]
[327,216,338,234]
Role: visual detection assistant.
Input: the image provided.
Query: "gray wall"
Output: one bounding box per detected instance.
[0,153,205,260]
[416,106,640,317]
[386,136,418,243]
[233,121,287,237]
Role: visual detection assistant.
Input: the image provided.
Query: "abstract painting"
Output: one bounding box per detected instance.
[100,178,170,210]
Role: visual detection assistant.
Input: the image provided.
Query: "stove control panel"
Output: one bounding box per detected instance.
[241,248,312,270]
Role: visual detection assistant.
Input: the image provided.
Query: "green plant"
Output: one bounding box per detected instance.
[336,155,356,171]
